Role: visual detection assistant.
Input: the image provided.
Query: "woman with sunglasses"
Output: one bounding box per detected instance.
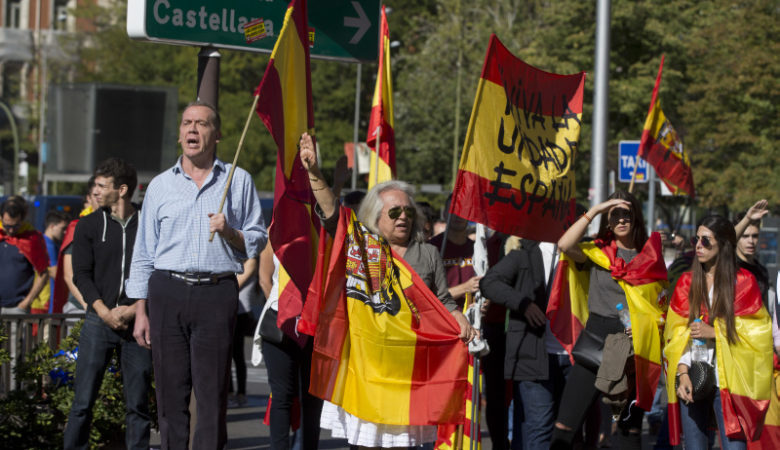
[298,133,476,448]
[549,190,668,450]
[664,215,772,449]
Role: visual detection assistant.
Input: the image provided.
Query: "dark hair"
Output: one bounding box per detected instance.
[596,190,648,249]
[185,101,221,130]
[45,210,69,228]
[416,201,437,225]
[1,195,27,219]
[688,215,739,344]
[732,211,761,230]
[95,157,138,198]
[343,190,366,210]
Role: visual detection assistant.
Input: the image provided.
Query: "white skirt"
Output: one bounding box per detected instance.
[320,401,438,447]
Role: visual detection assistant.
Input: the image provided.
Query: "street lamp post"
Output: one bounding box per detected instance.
[0,100,22,194]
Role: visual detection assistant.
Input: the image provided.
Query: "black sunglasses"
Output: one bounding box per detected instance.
[388,206,416,220]
[609,208,633,223]
[691,235,713,249]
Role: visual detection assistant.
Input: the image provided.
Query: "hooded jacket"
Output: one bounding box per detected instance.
[72,206,138,313]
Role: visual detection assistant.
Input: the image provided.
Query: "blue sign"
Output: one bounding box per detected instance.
[618,140,648,183]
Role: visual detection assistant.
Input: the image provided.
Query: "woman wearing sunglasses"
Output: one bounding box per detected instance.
[297,133,476,448]
[664,215,772,449]
[550,190,668,450]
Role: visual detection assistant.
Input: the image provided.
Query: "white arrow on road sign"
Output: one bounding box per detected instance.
[344,1,370,44]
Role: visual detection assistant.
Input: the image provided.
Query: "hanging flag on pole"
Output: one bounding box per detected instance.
[451,35,586,243]
[255,0,318,345]
[637,55,695,198]
[366,5,395,189]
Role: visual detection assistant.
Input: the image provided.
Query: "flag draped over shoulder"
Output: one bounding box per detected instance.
[367,5,395,189]
[52,218,79,313]
[451,34,586,243]
[547,233,669,410]
[638,55,695,197]
[255,0,318,344]
[299,208,468,426]
[664,270,772,445]
[0,221,48,274]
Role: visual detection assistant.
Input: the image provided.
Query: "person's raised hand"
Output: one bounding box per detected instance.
[299,133,318,173]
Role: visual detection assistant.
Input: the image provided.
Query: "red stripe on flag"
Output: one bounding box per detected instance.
[480,34,585,115]
[634,355,662,411]
[546,259,585,362]
[454,169,577,247]
[721,389,770,441]
[668,402,682,445]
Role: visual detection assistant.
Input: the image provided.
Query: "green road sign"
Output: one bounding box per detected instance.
[127,0,379,63]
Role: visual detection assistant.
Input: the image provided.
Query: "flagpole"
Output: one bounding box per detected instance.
[373,126,381,186]
[628,165,637,194]
[209,94,260,242]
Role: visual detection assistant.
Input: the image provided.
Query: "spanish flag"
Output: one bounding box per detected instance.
[52,219,79,313]
[547,234,669,410]
[255,0,319,344]
[664,270,772,445]
[638,55,695,197]
[434,355,482,450]
[747,354,780,449]
[299,208,468,426]
[366,5,395,189]
[451,34,585,244]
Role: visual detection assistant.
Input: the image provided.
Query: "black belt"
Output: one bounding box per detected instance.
[164,270,235,286]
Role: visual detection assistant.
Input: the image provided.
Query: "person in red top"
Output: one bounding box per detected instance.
[0,196,49,314]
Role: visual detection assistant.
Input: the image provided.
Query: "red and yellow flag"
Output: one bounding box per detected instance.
[451,34,585,243]
[638,55,695,197]
[435,354,482,450]
[0,220,48,274]
[366,5,395,189]
[664,270,772,445]
[747,355,780,449]
[255,0,318,344]
[547,234,669,410]
[299,208,468,426]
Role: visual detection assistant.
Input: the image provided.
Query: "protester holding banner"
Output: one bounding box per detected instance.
[549,190,668,450]
[297,132,473,448]
[665,215,772,449]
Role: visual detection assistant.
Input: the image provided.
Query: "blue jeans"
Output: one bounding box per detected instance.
[63,312,153,450]
[679,390,746,450]
[515,354,572,450]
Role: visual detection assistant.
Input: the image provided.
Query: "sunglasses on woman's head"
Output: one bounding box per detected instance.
[691,235,713,248]
[388,206,416,220]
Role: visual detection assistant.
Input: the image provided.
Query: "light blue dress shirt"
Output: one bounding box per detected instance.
[126,157,267,299]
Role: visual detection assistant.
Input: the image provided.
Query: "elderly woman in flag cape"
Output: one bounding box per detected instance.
[664,215,772,449]
[548,190,668,450]
[296,133,475,448]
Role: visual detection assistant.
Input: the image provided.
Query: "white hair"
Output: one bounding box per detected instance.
[357,180,425,243]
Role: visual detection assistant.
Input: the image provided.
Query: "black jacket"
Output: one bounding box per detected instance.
[72,206,139,313]
[479,240,549,381]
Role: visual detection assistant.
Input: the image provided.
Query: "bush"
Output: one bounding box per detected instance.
[0,321,157,448]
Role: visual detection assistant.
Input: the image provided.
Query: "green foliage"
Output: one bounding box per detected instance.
[54,0,777,213]
[0,321,157,448]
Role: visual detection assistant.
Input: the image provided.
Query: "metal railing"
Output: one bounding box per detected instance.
[1,313,84,395]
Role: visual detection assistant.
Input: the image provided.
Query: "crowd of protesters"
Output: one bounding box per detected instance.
[2,104,778,450]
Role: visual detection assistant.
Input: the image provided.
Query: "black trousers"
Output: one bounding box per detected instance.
[262,335,322,450]
[148,270,238,450]
[482,322,508,450]
[553,314,644,449]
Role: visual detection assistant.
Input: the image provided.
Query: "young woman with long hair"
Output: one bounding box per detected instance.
[664,215,772,449]
[549,190,668,449]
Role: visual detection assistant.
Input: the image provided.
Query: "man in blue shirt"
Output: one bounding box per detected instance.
[35,210,69,314]
[127,101,267,450]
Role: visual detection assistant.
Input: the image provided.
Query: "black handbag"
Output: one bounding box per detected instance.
[676,360,716,402]
[571,328,605,372]
[259,308,284,344]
